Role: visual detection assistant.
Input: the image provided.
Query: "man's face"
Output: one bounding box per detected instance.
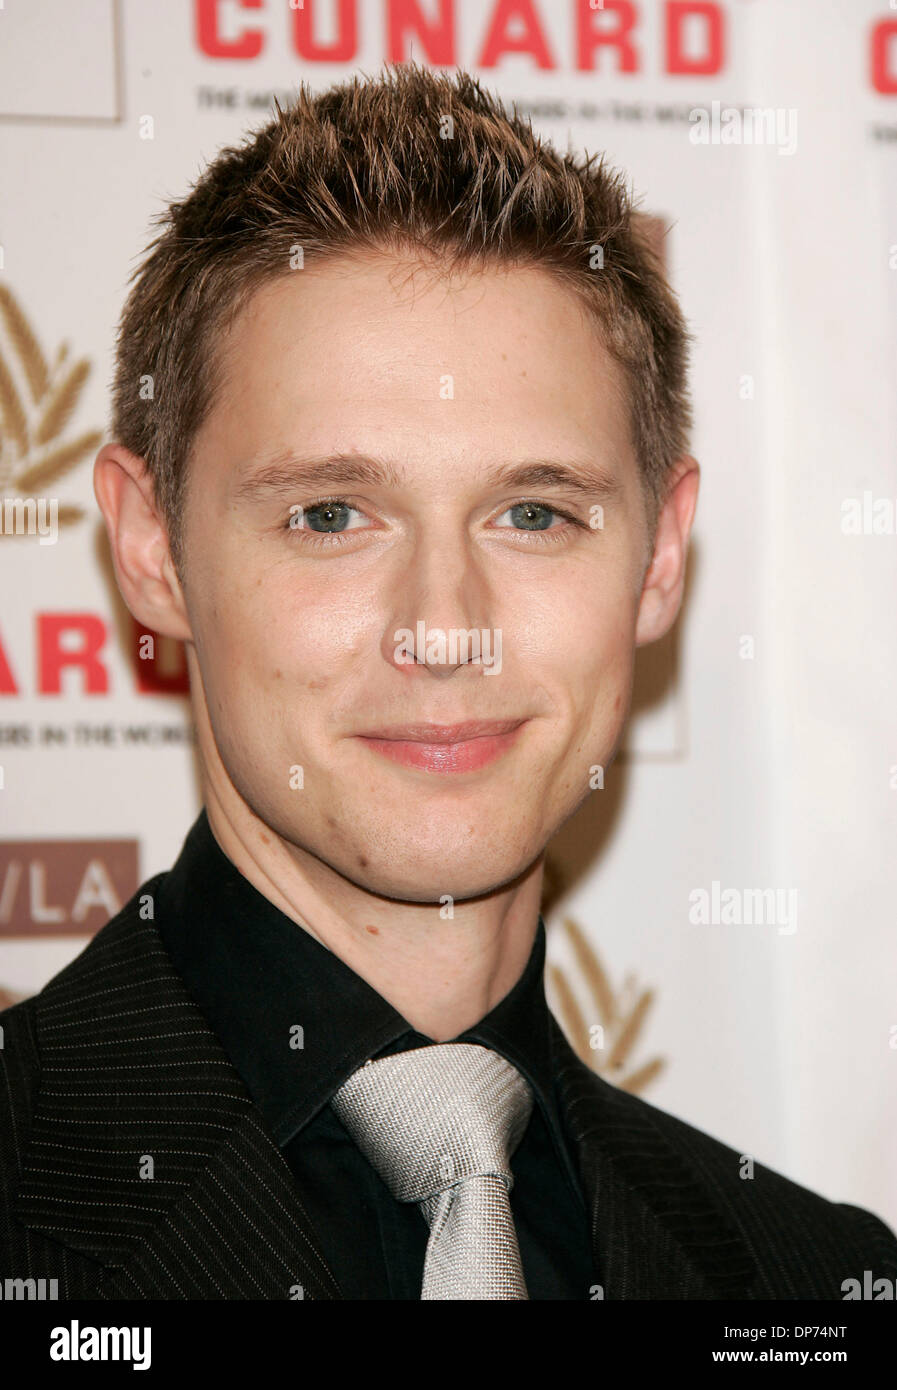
[180,253,652,902]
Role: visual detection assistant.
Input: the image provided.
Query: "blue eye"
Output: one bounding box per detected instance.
[287,499,368,543]
[284,496,589,549]
[301,500,355,533]
[501,501,557,531]
[493,501,586,535]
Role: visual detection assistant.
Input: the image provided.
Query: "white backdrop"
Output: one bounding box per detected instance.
[0,0,894,1227]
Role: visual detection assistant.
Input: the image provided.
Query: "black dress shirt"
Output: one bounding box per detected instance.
[154,810,596,1299]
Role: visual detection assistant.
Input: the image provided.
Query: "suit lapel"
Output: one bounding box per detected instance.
[549,1016,760,1299]
[14,895,341,1300]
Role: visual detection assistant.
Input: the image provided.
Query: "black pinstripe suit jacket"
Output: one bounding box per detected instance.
[1,878,895,1300]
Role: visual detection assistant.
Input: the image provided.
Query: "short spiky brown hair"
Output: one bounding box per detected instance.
[109,61,692,577]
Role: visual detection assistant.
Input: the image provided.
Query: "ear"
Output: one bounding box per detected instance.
[93,442,193,642]
[635,457,700,647]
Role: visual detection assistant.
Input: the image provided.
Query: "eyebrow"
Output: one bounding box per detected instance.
[231,451,623,504]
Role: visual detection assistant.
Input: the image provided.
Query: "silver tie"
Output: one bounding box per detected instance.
[330,1042,534,1300]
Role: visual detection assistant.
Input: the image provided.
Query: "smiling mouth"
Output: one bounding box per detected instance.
[355,718,528,773]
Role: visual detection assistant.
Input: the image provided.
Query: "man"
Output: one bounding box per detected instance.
[1,62,894,1301]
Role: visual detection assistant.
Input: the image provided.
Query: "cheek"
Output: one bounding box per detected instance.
[189,588,271,719]
[547,601,636,676]
[206,579,372,708]
[555,609,638,743]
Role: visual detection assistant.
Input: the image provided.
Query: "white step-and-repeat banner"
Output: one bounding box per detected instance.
[0,0,895,1226]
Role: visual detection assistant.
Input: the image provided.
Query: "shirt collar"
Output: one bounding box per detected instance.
[155,809,582,1201]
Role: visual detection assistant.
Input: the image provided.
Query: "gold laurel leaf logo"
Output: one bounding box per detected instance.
[0,284,101,530]
[542,859,666,1095]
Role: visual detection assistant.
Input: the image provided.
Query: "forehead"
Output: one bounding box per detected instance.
[204,252,634,478]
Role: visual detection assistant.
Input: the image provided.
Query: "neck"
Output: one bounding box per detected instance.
[201,776,545,1042]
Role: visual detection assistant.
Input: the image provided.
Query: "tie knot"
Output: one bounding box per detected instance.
[330,1042,534,1204]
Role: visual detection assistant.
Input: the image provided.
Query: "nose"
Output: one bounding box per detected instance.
[394,621,500,678]
[383,526,496,679]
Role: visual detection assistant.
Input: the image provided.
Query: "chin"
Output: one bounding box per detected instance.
[344,843,531,906]
[356,874,521,907]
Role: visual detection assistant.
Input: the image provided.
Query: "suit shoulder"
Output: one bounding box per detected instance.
[601,1079,897,1272]
[0,873,166,1158]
